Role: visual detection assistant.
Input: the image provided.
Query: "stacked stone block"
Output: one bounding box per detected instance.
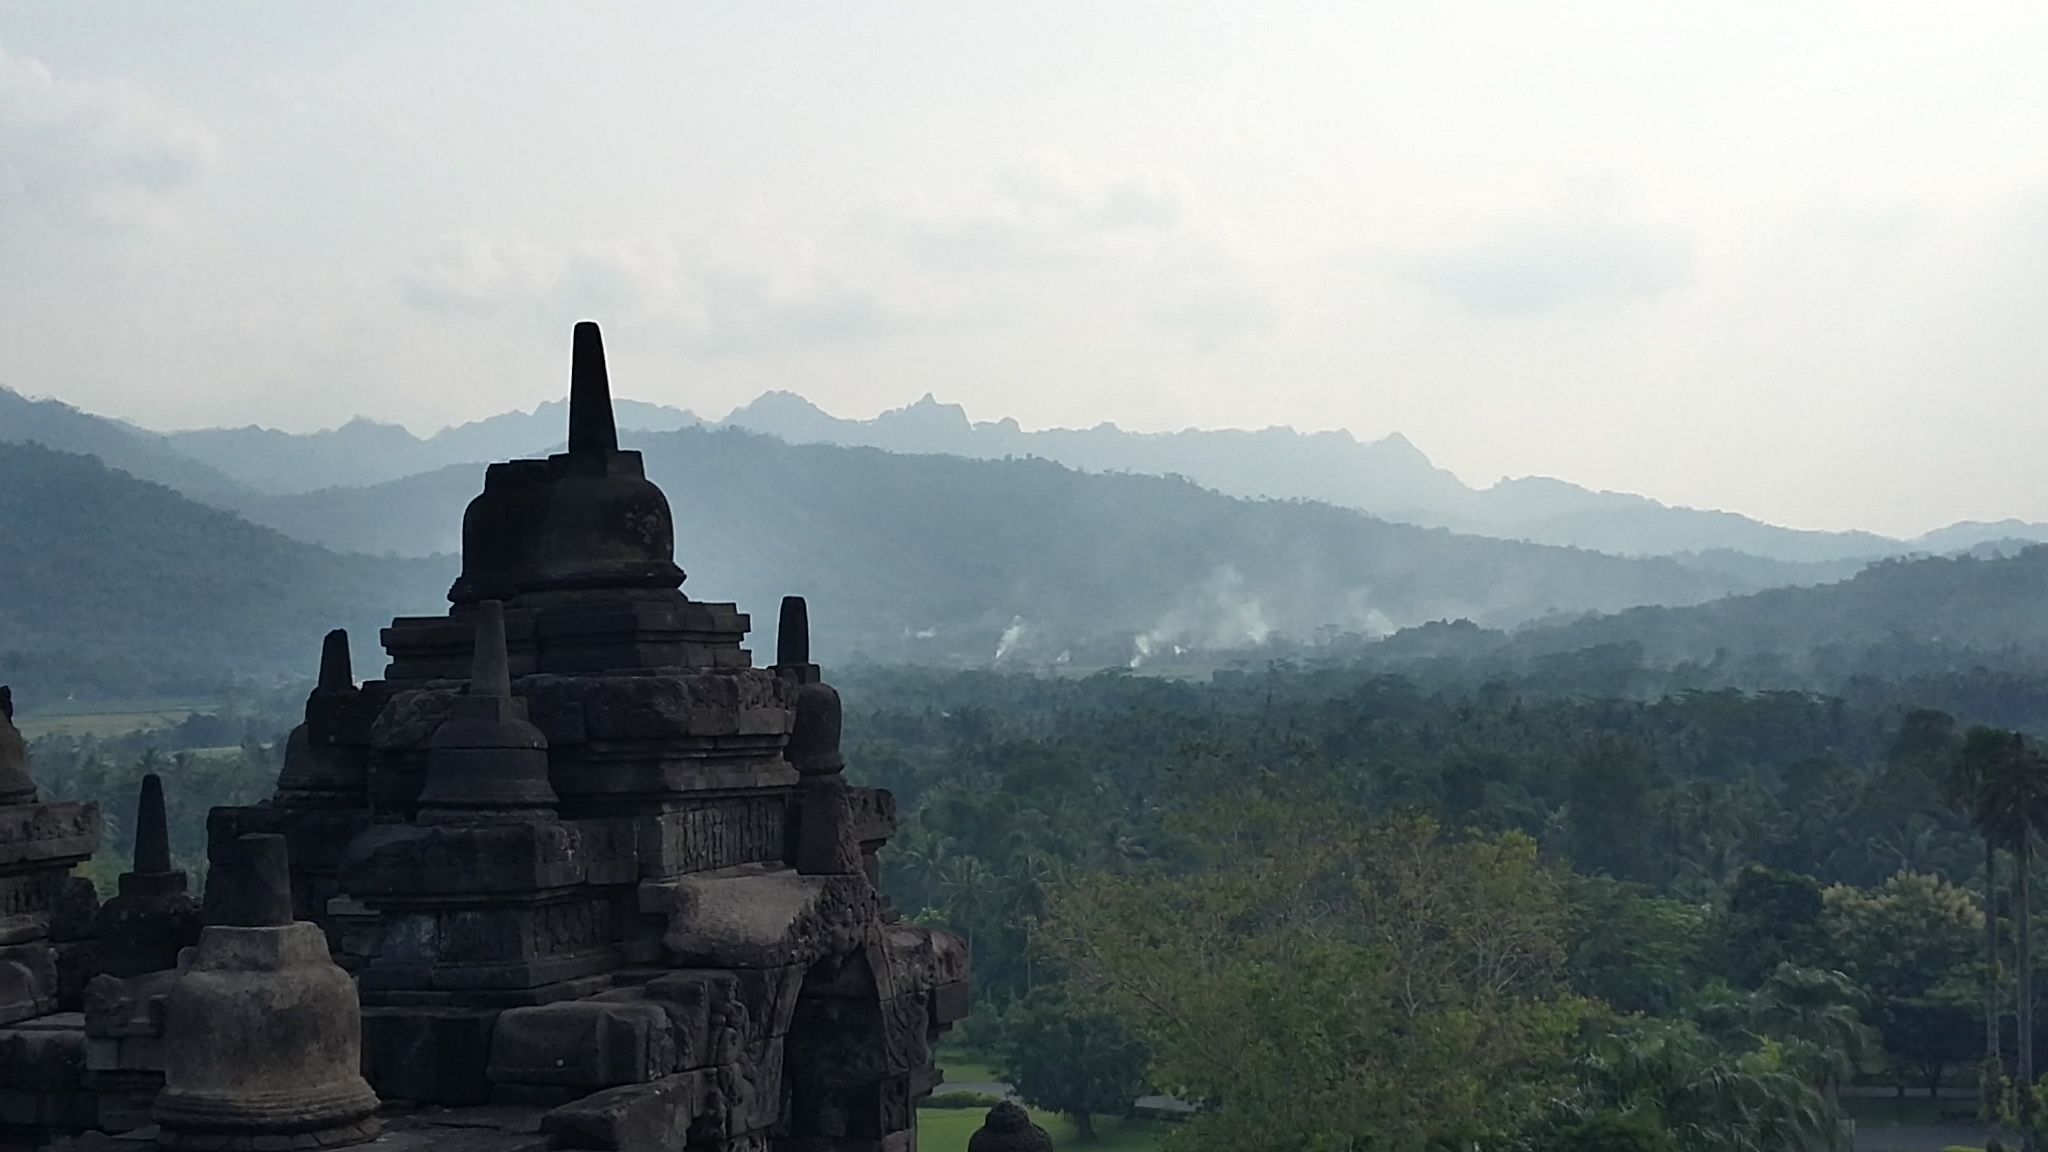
[81,774,202,1134]
[11,321,973,1152]
[0,687,104,1146]
[155,834,380,1150]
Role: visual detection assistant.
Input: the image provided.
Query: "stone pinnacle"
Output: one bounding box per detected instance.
[135,772,172,875]
[318,628,353,692]
[778,595,811,667]
[567,320,619,454]
[217,833,294,928]
[470,600,512,699]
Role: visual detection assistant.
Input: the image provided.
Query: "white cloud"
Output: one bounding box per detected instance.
[883,154,1278,343]
[1400,200,1695,317]
[400,223,898,357]
[401,158,1274,359]
[0,38,216,229]
[11,3,2048,535]
[894,153,1209,271]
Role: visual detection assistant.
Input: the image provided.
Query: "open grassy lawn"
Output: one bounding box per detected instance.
[919,1109,1166,1152]
[936,1058,1003,1087]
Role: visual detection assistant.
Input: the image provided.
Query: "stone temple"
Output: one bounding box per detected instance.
[0,323,973,1151]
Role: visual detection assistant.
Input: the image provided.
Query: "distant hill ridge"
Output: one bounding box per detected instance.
[216,424,1848,669]
[156,397,700,493]
[0,441,444,699]
[29,381,2048,563]
[717,391,2020,564]
[0,386,250,499]
[1344,544,2048,722]
[5,387,2047,700]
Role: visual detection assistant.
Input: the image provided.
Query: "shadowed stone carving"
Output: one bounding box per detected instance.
[969,1102,1056,1152]
[274,630,370,807]
[0,686,101,1039]
[449,320,685,607]
[97,774,200,978]
[778,598,860,877]
[777,597,845,778]
[415,600,557,822]
[20,321,978,1152]
[156,834,380,1150]
[0,686,35,806]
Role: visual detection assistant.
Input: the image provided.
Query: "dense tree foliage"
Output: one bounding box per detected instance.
[28,735,281,889]
[840,662,2048,1146]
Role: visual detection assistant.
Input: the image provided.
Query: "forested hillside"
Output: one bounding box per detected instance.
[225,427,1835,666]
[18,416,2048,705]
[0,443,446,698]
[1297,548,2048,725]
[1514,548,2048,671]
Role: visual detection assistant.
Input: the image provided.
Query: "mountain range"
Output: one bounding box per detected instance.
[220,424,1852,665]
[5,379,2047,700]
[25,381,2041,565]
[716,391,2048,564]
[157,398,700,493]
[0,397,1843,697]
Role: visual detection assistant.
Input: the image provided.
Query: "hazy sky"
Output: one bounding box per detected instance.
[3,3,2046,537]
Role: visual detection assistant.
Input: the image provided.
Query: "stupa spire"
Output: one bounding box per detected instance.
[414,598,556,821]
[567,320,619,454]
[0,685,33,805]
[469,599,512,700]
[134,772,171,875]
[317,629,353,692]
[777,596,811,667]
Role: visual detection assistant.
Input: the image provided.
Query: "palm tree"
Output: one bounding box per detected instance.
[935,854,998,949]
[1972,731,2048,1149]
[1950,726,2009,1094]
[1576,1018,1840,1152]
[1748,964,1882,1126]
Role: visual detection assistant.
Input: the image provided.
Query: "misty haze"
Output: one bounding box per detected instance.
[2,5,2046,1152]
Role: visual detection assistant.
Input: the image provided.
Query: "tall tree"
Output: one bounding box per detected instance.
[1045,781,1586,1152]
[1972,730,2048,1148]
[994,983,1148,1140]
[1944,721,2006,1105]
[1821,871,1981,1098]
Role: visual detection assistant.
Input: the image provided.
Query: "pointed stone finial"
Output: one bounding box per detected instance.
[134,773,171,875]
[568,321,619,454]
[470,600,512,699]
[778,596,843,775]
[778,596,811,667]
[0,685,31,805]
[211,834,294,928]
[102,772,196,973]
[318,629,353,692]
[417,598,555,821]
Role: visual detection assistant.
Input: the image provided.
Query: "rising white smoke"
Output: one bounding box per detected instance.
[994,615,1027,662]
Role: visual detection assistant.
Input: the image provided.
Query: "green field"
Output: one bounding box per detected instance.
[935,1058,1002,1087]
[919,1109,1167,1152]
[14,710,193,740]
